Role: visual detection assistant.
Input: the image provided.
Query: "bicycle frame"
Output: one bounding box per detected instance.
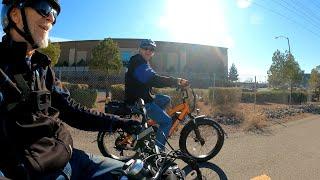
[149,87,196,137]
[167,100,191,136]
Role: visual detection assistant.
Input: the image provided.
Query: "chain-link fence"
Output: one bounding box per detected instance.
[54,67,320,116]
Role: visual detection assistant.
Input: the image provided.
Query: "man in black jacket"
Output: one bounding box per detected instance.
[125,39,189,151]
[0,0,140,179]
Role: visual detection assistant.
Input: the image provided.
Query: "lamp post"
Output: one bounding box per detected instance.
[275,35,292,106]
[275,35,291,54]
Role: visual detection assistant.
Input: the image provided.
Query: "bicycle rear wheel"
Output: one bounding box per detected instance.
[179,117,224,162]
[97,130,139,162]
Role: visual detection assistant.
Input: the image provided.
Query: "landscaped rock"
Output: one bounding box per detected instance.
[264,104,320,120]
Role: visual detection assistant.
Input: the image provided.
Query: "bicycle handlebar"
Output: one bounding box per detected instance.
[176,85,196,113]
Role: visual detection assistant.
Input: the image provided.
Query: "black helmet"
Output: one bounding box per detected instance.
[139,39,157,49]
[1,0,60,48]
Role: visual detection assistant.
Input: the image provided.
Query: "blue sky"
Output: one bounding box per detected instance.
[2,0,320,82]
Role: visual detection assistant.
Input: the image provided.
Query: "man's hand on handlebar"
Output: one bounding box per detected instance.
[178,78,189,87]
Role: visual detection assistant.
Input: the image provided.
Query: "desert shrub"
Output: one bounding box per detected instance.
[194,88,209,104]
[208,87,242,116]
[243,112,268,133]
[155,87,201,111]
[155,88,181,106]
[110,84,125,101]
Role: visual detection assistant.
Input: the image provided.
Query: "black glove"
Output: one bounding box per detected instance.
[118,119,142,135]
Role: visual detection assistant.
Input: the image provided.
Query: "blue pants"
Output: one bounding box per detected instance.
[0,149,124,180]
[145,94,172,150]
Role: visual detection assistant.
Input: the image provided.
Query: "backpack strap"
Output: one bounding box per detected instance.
[13,74,30,101]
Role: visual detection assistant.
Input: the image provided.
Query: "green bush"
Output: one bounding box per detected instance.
[62,82,89,91]
[291,91,308,104]
[70,89,97,108]
[110,84,125,101]
[62,82,97,108]
[241,92,255,103]
[241,90,308,104]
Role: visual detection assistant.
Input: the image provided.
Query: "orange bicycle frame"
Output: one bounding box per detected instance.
[148,102,190,136]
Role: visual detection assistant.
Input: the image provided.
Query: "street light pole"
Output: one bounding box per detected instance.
[275,35,292,106]
[275,35,291,54]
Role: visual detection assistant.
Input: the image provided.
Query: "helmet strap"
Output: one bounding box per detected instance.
[12,8,39,49]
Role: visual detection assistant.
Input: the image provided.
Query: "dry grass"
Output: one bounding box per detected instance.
[197,101,313,134]
[243,111,268,133]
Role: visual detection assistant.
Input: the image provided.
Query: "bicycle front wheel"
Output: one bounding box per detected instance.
[97,130,139,162]
[179,117,225,162]
[182,162,228,180]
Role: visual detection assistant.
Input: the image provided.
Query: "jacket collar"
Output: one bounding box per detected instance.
[0,36,52,70]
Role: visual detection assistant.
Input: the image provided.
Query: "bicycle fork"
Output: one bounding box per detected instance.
[191,119,206,146]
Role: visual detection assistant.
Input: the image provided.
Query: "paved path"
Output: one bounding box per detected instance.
[71,114,320,179]
[212,114,320,180]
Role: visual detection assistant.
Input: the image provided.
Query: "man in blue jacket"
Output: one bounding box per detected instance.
[125,39,189,151]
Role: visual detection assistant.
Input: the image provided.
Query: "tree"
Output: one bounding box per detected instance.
[228,63,239,82]
[268,50,303,104]
[89,38,122,74]
[267,50,286,88]
[267,50,303,88]
[284,53,303,85]
[39,42,61,66]
[309,67,320,101]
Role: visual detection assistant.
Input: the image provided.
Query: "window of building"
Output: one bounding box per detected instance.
[121,51,132,66]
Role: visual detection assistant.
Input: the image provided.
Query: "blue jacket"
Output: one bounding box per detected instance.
[125,54,178,104]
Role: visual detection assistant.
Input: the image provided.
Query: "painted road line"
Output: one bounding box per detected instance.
[250,174,271,180]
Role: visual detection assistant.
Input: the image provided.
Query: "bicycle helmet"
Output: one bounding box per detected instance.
[1,0,60,48]
[139,39,156,49]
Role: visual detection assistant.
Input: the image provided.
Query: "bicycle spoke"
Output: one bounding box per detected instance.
[185,125,218,158]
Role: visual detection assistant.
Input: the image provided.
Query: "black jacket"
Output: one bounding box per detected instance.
[0,37,129,175]
[125,54,178,104]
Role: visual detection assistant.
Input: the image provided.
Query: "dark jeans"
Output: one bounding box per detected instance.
[0,149,124,180]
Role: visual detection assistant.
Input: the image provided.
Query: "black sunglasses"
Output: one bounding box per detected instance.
[25,0,59,24]
[142,46,155,52]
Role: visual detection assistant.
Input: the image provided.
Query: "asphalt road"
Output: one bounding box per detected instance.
[212,114,320,180]
[71,114,320,180]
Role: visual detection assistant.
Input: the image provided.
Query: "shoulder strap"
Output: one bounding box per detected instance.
[13,74,30,101]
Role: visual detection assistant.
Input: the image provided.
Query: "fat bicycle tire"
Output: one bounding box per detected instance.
[97,130,139,162]
[179,117,224,162]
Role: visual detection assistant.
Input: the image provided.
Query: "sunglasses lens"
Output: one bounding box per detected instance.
[144,47,155,52]
[27,1,58,19]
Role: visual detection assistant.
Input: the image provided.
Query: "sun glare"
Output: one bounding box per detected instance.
[236,0,252,9]
[159,0,233,48]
